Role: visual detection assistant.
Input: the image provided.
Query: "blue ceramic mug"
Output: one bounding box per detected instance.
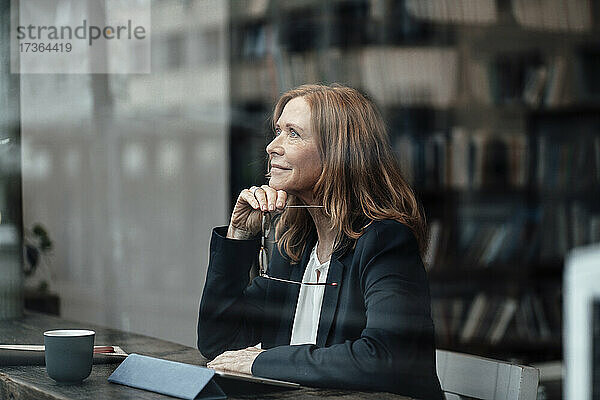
[44,329,95,383]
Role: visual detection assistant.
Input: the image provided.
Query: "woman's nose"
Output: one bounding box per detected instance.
[266,135,283,156]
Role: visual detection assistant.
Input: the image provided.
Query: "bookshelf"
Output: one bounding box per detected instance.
[228,0,600,364]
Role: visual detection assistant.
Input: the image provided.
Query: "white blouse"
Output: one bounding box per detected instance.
[289,243,330,345]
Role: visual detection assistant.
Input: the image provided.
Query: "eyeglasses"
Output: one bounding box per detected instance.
[258,205,338,286]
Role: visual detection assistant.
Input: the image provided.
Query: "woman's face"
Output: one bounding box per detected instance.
[266,96,322,202]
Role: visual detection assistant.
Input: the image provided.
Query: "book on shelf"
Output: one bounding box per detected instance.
[463,225,495,267]
[431,299,450,345]
[479,224,509,266]
[512,0,540,29]
[535,132,599,191]
[520,294,548,342]
[576,46,600,101]
[428,215,524,271]
[241,49,364,101]
[522,294,539,342]
[513,298,531,341]
[556,205,570,257]
[322,48,363,88]
[432,291,561,347]
[328,1,370,48]
[231,0,269,20]
[522,65,548,107]
[231,60,278,104]
[395,134,415,183]
[470,132,487,188]
[531,294,552,340]
[424,132,448,189]
[404,0,497,24]
[431,300,449,343]
[424,219,453,272]
[543,56,568,107]
[478,296,504,342]
[396,120,598,195]
[278,8,319,53]
[368,0,385,20]
[489,297,518,345]
[570,206,585,247]
[449,127,470,189]
[459,294,509,343]
[507,133,529,188]
[475,130,526,189]
[278,1,373,50]
[424,219,442,270]
[231,21,273,60]
[450,298,467,340]
[536,203,563,261]
[491,51,545,106]
[512,0,592,32]
[467,60,493,105]
[541,287,563,338]
[375,1,445,44]
[360,46,458,107]
[395,126,530,190]
[287,52,321,89]
[522,289,562,341]
[426,200,599,272]
[468,53,570,108]
[460,293,487,343]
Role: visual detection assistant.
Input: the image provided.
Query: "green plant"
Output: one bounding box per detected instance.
[23,224,53,291]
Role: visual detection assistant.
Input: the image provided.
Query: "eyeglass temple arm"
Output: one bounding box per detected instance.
[260,274,338,286]
[284,205,324,208]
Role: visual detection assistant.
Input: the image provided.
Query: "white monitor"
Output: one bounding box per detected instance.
[564,243,600,400]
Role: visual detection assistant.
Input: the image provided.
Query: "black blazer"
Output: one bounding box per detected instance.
[197,220,443,400]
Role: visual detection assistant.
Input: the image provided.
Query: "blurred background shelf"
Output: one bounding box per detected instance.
[228,0,600,375]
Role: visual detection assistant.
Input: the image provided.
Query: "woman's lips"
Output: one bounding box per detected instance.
[271,165,291,171]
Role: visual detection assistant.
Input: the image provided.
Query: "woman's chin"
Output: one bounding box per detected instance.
[268,179,285,191]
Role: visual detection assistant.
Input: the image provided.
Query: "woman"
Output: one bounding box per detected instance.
[197,84,443,399]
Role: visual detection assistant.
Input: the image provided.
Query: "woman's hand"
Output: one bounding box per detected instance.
[227,185,287,239]
[206,347,265,375]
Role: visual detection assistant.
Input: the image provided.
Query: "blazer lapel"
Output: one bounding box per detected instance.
[316,255,346,347]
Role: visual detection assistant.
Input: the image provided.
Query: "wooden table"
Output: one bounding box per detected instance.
[0,313,411,399]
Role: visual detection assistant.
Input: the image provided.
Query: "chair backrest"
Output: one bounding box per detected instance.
[436,350,539,400]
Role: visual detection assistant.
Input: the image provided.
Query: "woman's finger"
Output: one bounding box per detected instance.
[261,185,277,211]
[240,188,260,210]
[208,353,229,365]
[208,353,235,368]
[253,187,268,211]
[276,190,287,209]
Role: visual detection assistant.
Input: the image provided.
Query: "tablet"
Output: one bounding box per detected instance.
[212,369,300,389]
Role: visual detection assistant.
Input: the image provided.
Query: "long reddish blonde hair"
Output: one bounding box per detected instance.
[271,84,427,262]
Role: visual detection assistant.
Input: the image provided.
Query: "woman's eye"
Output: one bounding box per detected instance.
[273,128,299,138]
